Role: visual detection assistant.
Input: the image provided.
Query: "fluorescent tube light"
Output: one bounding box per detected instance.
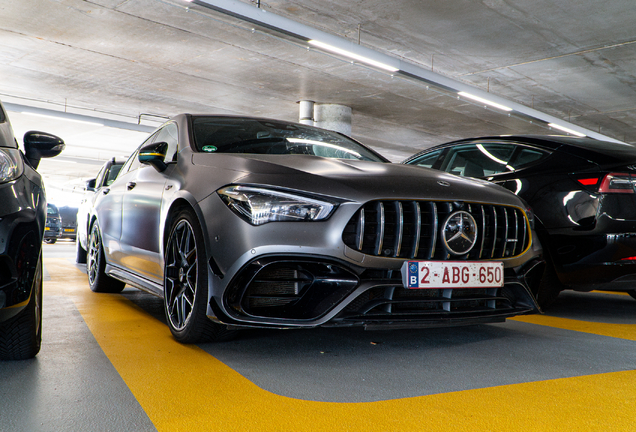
[308,40,399,72]
[22,112,104,127]
[548,123,586,137]
[457,92,513,112]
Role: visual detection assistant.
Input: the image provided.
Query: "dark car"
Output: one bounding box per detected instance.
[83,115,543,343]
[403,135,636,307]
[76,158,124,263]
[58,206,79,241]
[0,100,64,359]
[44,203,62,244]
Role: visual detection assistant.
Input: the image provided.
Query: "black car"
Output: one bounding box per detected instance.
[404,135,636,306]
[81,115,543,343]
[58,206,79,241]
[44,203,62,244]
[0,100,64,359]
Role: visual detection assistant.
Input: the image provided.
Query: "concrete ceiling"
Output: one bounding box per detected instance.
[1,0,635,204]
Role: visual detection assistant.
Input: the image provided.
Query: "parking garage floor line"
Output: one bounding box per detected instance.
[512,314,636,340]
[41,256,636,431]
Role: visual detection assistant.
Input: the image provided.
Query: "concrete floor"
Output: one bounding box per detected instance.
[1,242,635,431]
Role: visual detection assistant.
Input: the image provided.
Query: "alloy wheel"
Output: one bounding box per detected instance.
[87,225,100,287]
[164,219,198,331]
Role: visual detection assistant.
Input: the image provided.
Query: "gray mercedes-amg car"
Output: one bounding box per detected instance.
[80,115,544,343]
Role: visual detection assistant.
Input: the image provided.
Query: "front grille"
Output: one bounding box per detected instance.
[342,200,529,260]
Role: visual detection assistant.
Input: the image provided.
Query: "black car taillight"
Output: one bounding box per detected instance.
[598,173,635,194]
[573,173,636,194]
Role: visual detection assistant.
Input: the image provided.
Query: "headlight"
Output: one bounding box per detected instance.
[0,148,24,184]
[218,185,336,226]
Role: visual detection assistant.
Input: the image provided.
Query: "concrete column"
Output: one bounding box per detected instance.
[313,104,352,136]
[298,100,315,125]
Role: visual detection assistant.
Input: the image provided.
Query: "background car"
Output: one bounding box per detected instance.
[58,206,79,241]
[44,203,63,244]
[76,158,124,263]
[0,100,64,360]
[84,115,544,343]
[403,135,636,307]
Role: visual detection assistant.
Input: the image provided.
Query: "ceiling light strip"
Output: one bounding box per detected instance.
[458,92,512,112]
[308,40,399,72]
[4,103,157,133]
[548,123,586,137]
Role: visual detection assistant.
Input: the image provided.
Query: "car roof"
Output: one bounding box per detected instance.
[408,135,636,165]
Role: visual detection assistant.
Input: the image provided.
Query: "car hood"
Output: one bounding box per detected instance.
[190,153,523,206]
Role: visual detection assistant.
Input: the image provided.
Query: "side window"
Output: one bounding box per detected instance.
[408,150,442,168]
[94,166,107,189]
[443,143,516,177]
[122,133,157,174]
[153,123,179,162]
[104,164,123,186]
[509,148,548,170]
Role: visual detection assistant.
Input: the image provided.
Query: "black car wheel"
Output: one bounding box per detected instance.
[0,239,42,360]
[44,238,56,244]
[87,222,125,293]
[163,208,235,343]
[536,259,564,309]
[76,239,87,264]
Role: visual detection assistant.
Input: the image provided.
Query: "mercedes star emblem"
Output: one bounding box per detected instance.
[442,211,478,255]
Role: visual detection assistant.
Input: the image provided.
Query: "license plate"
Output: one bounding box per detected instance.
[401,261,504,289]
[64,228,75,232]
[45,227,50,231]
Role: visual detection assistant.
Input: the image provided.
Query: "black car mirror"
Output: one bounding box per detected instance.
[23,130,65,169]
[85,178,96,192]
[139,141,168,172]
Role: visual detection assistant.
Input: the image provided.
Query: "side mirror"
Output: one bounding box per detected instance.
[23,131,65,169]
[85,178,96,192]
[139,141,168,172]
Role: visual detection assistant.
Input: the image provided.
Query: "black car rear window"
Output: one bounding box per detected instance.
[191,117,387,162]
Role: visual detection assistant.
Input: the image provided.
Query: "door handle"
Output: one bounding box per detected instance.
[126,182,136,191]
[102,188,110,195]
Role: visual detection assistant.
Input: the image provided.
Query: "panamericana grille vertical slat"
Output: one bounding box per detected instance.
[375,202,385,256]
[394,202,404,258]
[412,202,421,259]
[343,201,530,260]
[357,208,365,251]
[429,202,438,259]
[479,205,486,259]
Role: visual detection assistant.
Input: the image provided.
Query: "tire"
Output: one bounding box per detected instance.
[536,258,564,310]
[44,238,56,244]
[76,238,87,264]
[0,247,43,360]
[627,290,636,300]
[163,208,236,343]
[87,222,125,293]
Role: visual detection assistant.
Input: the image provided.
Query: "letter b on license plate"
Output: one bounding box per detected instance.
[401,261,504,289]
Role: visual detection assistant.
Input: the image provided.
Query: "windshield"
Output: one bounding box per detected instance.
[191,116,387,162]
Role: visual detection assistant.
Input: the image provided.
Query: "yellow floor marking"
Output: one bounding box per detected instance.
[44,259,636,432]
[511,315,636,341]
